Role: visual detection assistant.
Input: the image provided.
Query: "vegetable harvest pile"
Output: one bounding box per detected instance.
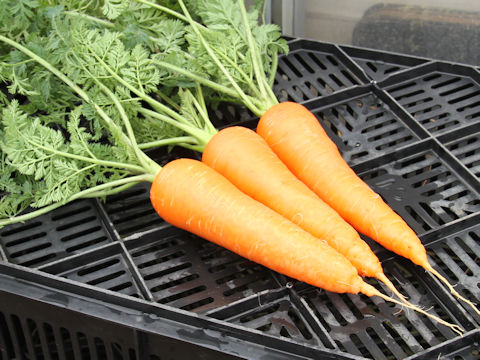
[0,0,477,335]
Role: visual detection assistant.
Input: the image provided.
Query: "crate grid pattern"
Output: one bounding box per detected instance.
[1,39,480,360]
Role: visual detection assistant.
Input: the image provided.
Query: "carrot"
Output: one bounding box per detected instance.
[203,127,386,278]
[257,101,479,316]
[201,126,461,323]
[150,158,463,334]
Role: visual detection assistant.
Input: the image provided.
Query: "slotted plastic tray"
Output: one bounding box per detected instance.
[1,39,480,360]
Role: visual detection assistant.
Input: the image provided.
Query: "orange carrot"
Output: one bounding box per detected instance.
[150,158,463,333]
[202,126,442,315]
[257,101,479,316]
[204,127,386,278]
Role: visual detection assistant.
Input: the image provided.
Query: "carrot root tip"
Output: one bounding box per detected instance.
[427,264,480,316]
[362,283,464,336]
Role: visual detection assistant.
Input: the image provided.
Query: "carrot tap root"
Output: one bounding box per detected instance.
[361,283,465,336]
[425,263,480,316]
[376,273,409,302]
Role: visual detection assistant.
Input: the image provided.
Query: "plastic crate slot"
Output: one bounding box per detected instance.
[384,66,401,75]
[9,315,27,357]
[65,236,108,253]
[143,263,192,282]
[427,119,460,133]
[460,234,480,268]
[304,81,319,97]
[395,89,426,103]
[382,321,414,357]
[76,332,90,360]
[287,308,313,340]
[234,301,316,343]
[0,312,14,359]
[56,216,97,232]
[359,169,388,182]
[60,327,75,359]
[42,322,58,360]
[418,202,447,225]
[442,241,471,277]
[367,127,402,142]
[349,333,374,359]
[329,73,344,88]
[376,135,415,151]
[137,250,186,270]
[361,119,396,133]
[448,89,480,105]
[94,337,107,359]
[342,69,359,86]
[131,238,181,258]
[430,76,462,90]
[320,293,350,326]
[418,110,449,122]
[0,221,42,237]
[366,61,377,73]
[151,274,200,293]
[293,53,315,73]
[157,284,206,304]
[105,187,146,205]
[439,82,474,97]
[4,231,47,247]
[326,55,339,66]
[332,107,354,131]
[61,226,103,243]
[51,205,91,221]
[86,270,126,287]
[222,274,271,297]
[366,326,396,360]
[307,53,327,70]
[412,169,451,189]
[77,258,120,277]
[108,197,151,216]
[388,81,418,98]
[280,57,302,78]
[459,100,480,114]
[210,257,249,274]
[10,241,52,259]
[181,297,214,311]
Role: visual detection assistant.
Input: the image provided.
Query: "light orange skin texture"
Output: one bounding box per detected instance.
[202,126,382,277]
[257,102,429,267]
[150,158,366,294]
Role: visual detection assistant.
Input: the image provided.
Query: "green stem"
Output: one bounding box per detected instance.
[177,0,263,117]
[152,60,240,100]
[237,0,274,107]
[83,182,140,198]
[210,46,262,98]
[139,107,215,149]
[195,83,217,134]
[268,49,279,87]
[138,136,198,150]
[88,74,155,172]
[64,10,115,28]
[154,89,182,112]
[2,59,36,66]
[135,0,190,22]
[0,174,155,228]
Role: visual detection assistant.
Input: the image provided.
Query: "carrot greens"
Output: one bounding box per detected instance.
[1,2,275,226]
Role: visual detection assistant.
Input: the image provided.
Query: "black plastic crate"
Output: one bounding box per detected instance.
[1,39,480,359]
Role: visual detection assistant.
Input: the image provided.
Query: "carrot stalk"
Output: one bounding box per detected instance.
[256,101,480,317]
